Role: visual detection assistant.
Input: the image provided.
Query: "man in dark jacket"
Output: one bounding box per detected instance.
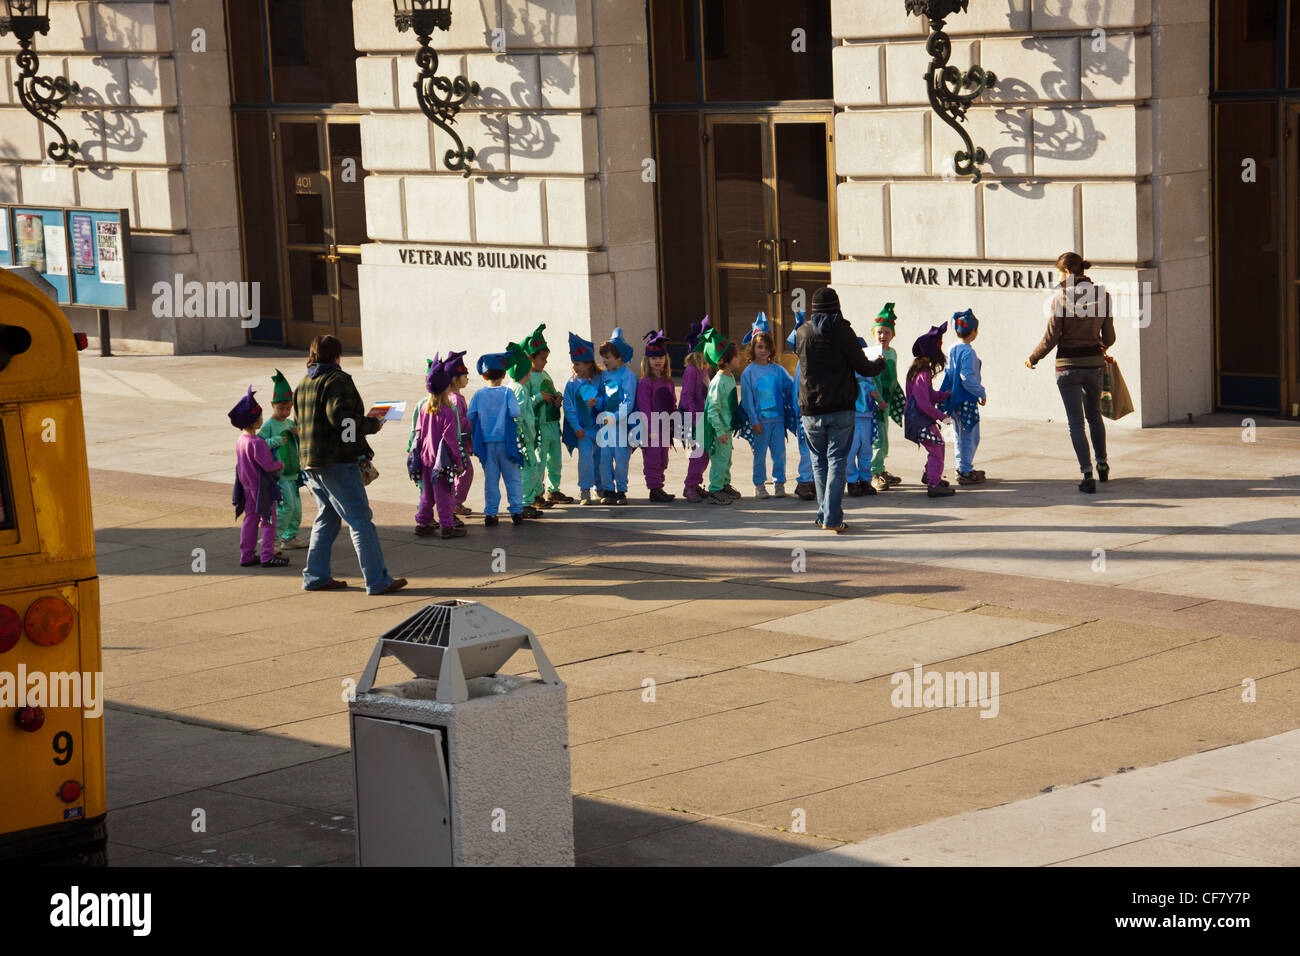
[294,334,406,595]
[796,287,885,533]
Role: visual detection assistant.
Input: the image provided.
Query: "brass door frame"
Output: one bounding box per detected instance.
[703,111,836,362]
[272,113,364,352]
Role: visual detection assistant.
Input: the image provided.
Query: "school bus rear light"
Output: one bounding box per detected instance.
[0,605,19,652]
[24,596,75,647]
[58,780,81,803]
[74,333,88,351]
[15,706,44,732]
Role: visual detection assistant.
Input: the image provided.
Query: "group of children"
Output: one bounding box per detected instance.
[228,304,991,557]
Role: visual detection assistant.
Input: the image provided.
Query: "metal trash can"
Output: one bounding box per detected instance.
[349,600,573,866]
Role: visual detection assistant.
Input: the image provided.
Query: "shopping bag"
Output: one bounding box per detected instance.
[1101,356,1134,420]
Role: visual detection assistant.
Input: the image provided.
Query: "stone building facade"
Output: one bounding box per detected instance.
[0,2,1264,426]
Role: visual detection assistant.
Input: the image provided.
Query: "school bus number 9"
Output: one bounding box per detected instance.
[0,269,106,865]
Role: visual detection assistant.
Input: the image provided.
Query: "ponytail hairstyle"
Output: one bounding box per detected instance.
[906,353,945,384]
[1056,252,1091,284]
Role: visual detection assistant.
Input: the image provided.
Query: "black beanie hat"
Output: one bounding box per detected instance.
[811,286,840,314]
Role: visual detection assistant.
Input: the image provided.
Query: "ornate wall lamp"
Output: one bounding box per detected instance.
[0,0,81,166]
[905,0,997,183]
[392,0,480,176]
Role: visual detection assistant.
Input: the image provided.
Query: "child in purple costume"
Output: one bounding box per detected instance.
[904,323,955,498]
[637,330,678,503]
[414,366,466,538]
[230,387,288,567]
[680,316,713,502]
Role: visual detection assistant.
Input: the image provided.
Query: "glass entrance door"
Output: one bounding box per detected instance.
[705,113,834,370]
[275,116,367,352]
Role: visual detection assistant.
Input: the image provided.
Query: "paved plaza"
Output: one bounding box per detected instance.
[88,349,1300,866]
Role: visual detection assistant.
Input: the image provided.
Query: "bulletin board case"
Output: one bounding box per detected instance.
[0,205,134,311]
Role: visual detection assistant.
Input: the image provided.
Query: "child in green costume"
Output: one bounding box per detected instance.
[506,341,545,519]
[869,304,906,492]
[523,324,573,507]
[700,329,742,505]
[258,369,304,548]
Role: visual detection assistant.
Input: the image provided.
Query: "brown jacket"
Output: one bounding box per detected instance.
[1030,277,1117,368]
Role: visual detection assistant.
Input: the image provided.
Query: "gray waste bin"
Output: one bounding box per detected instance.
[349,599,573,866]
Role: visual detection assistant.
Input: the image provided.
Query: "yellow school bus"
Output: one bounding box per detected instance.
[0,269,105,864]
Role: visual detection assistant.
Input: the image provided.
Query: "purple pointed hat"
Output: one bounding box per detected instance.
[228,386,261,429]
[912,322,948,359]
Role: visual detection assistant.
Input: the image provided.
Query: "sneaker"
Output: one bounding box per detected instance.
[510,512,524,525]
[883,471,903,486]
[580,490,598,505]
[706,490,732,505]
[522,506,545,518]
[957,471,984,486]
[240,558,260,567]
[972,469,986,479]
[1096,463,1109,482]
[1079,477,1097,494]
[453,516,464,528]
[861,481,877,495]
[825,522,849,534]
[375,577,408,595]
[754,484,770,500]
[938,479,951,488]
[721,484,742,500]
[440,526,467,539]
[927,484,957,498]
[455,504,473,516]
[649,488,675,503]
[684,485,705,503]
[600,492,618,505]
[547,490,575,503]
[871,474,890,492]
[262,554,290,568]
[615,491,628,505]
[794,481,817,501]
[281,535,308,550]
[484,515,500,527]
[846,481,863,497]
[414,524,436,537]
[773,482,787,499]
[532,496,554,509]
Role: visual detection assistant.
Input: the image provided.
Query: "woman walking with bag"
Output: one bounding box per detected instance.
[1026,252,1117,494]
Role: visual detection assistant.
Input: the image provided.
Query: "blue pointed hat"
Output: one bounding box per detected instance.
[685,315,711,353]
[228,386,261,429]
[953,309,979,337]
[608,327,634,364]
[785,312,807,350]
[477,352,508,375]
[568,332,595,363]
[742,312,772,346]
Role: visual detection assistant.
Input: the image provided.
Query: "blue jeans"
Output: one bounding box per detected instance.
[802,409,855,528]
[796,430,813,484]
[751,420,786,485]
[599,444,631,492]
[481,441,523,516]
[847,414,876,483]
[954,418,980,474]
[302,463,395,595]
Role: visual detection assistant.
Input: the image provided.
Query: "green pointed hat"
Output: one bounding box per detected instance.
[873,303,898,332]
[271,368,292,403]
[523,323,549,356]
[699,328,732,367]
[505,342,533,381]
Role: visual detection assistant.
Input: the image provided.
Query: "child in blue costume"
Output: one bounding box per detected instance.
[941,309,987,485]
[596,327,638,505]
[468,352,526,526]
[562,332,603,505]
[785,313,816,500]
[846,337,883,497]
[740,313,793,499]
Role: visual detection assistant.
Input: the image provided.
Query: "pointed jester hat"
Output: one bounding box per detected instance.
[874,303,898,333]
[785,311,807,350]
[912,321,948,359]
[952,309,979,337]
[442,350,468,378]
[569,332,595,363]
[271,368,292,404]
[476,352,508,375]
[685,314,711,353]
[505,342,534,381]
[607,327,634,364]
[228,386,261,429]
[643,329,669,357]
[426,353,443,375]
[699,328,732,367]
[523,323,549,356]
[742,311,772,346]
[426,364,452,395]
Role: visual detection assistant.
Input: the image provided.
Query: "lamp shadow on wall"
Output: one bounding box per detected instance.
[70,9,151,175]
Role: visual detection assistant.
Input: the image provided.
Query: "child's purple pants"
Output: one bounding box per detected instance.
[642,445,668,490]
[684,445,709,492]
[416,466,456,529]
[239,487,278,563]
[922,440,945,486]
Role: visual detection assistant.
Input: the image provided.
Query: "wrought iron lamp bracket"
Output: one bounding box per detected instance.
[906,1,996,184]
[401,13,480,177]
[0,16,82,167]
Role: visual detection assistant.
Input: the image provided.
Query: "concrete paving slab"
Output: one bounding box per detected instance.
[576,812,840,866]
[644,627,843,666]
[752,597,954,641]
[106,789,303,852]
[212,753,355,811]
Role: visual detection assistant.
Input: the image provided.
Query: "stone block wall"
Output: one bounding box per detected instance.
[0,0,243,353]
[829,0,1209,426]
[354,0,657,375]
